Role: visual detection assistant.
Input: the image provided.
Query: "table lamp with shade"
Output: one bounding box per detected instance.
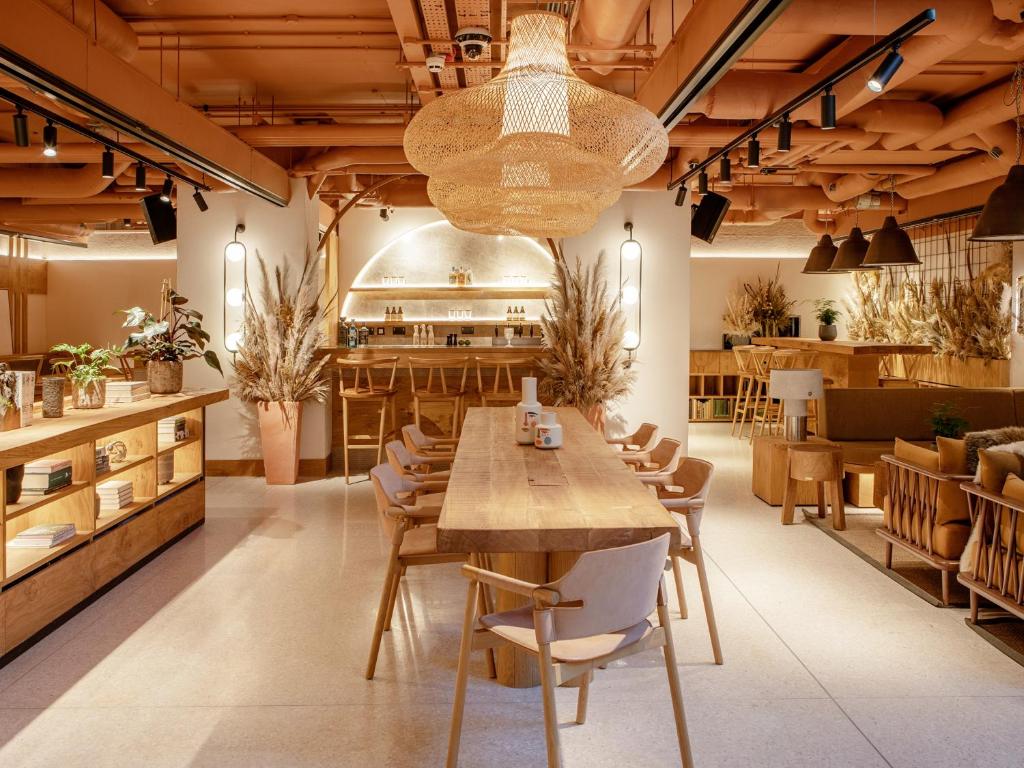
[768,368,824,442]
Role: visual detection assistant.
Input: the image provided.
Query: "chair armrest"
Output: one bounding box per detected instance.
[461,564,561,605]
[385,504,442,520]
[414,480,449,494]
[413,453,454,465]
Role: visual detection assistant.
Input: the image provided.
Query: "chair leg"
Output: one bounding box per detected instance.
[816,482,827,519]
[884,541,893,569]
[342,396,351,484]
[692,534,724,665]
[657,586,695,768]
[390,397,398,441]
[748,381,764,444]
[414,397,421,430]
[366,533,403,679]
[671,556,688,619]
[575,671,591,725]
[830,478,846,531]
[446,581,480,768]
[383,564,402,632]
[469,555,497,679]
[941,570,951,606]
[375,398,388,466]
[537,643,563,768]
[730,376,746,436]
[737,376,754,439]
[969,590,979,623]
[781,452,798,525]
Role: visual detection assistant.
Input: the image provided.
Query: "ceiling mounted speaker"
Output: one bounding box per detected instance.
[140,193,177,244]
[862,216,920,266]
[691,191,731,244]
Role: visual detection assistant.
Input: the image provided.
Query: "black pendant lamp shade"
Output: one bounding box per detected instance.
[970,164,1024,241]
[830,226,874,271]
[862,215,921,266]
[802,233,838,273]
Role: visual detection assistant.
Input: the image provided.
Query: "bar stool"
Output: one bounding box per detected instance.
[734,347,774,440]
[729,346,758,437]
[474,356,536,406]
[408,356,470,438]
[781,443,846,530]
[336,356,399,484]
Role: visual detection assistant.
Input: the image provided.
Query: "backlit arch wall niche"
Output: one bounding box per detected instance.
[342,220,554,324]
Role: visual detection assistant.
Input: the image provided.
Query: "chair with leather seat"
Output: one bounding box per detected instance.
[402,424,458,461]
[622,437,683,483]
[446,534,693,768]
[384,439,451,486]
[606,422,658,453]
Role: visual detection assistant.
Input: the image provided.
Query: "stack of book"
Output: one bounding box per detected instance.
[157,453,174,485]
[158,415,187,443]
[8,523,76,549]
[97,480,134,512]
[22,459,73,496]
[105,380,150,405]
[95,446,110,475]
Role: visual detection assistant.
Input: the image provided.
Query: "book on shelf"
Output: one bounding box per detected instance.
[25,459,72,474]
[157,453,174,485]
[95,446,110,474]
[97,479,134,511]
[158,416,188,442]
[14,371,34,427]
[21,459,74,495]
[105,380,150,404]
[8,523,76,549]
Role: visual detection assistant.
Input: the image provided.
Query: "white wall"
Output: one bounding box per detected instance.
[564,192,690,446]
[1013,241,1024,387]
[338,207,443,295]
[177,181,327,462]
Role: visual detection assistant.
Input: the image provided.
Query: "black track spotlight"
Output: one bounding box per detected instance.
[160,175,173,203]
[867,45,904,94]
[192,187,209,212]
[42,120,57,157]
[746,135,760,168]
[821,85,836,130]
[719,154,732,183]
[674,185,687,207]
[12,107,28,148]
[698,170,709,195]
[134,163,148,192]
[101,147,115,179]
[777,113,792,152]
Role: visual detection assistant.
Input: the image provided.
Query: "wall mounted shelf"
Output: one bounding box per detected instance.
[348,285,550,301]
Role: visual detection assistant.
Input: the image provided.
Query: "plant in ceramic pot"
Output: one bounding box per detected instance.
[539,254,635,435]
[231,251,330,485]
[121,280,222,393]
[814,299,841,341]
[49,343,118,409]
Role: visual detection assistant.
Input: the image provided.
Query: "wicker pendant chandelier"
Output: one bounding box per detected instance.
[404,11,668,237]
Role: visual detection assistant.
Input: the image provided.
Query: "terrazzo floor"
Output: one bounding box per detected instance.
[1,423,1023,767]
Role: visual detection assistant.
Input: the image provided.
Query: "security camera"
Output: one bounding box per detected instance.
[379,206,392,222]
[426,54,446,74]
[454,26,492,60]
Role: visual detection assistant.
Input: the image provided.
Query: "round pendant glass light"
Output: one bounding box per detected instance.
[802,233,839,273]
[830,226,875,271]
[862,215,921,266]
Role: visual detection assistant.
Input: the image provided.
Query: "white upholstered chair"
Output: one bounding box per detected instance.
[402,424,458,460]
[446,534,694,768]
[384,439,451,486]
[606,422,658,453]
[623,438,683,483]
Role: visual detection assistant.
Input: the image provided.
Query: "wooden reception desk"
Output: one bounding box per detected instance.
[752,338,933,387]
[0,389,228,658]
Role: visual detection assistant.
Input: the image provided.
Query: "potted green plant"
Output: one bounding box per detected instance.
[538,254,635,434]
[930,402,968,439]
[814,299,841,341]
[121,280,222,394]
[49,343,118,409]
[232,252,330,485]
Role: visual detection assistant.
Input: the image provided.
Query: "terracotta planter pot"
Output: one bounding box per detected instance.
[580,403,606,436]
[257,400,303,485]
[148,360,183,394]
[72,379,106,409]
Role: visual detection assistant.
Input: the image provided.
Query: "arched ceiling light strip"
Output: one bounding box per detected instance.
[668,8,936,190]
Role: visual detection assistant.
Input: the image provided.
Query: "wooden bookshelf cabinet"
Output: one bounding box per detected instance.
[689,350,740,423]
[0,389,228,657]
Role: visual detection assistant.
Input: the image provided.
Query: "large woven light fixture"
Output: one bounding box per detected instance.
[404,11,668,237]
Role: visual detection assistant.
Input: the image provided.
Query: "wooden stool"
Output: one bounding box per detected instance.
[337,356,399,484]
[781,443,846,530]
[408,356,470,438]
[733,347,774,439]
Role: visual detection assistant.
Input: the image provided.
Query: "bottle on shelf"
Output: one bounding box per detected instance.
[397,306,404,322]
[427,325,435,346]
[358,324,370,347]
[466,267,473,286]
[506,305,513,323]
[347,321,358,349]
[384,306,392,323]
[449,267,457,285]
[412,325,420,346]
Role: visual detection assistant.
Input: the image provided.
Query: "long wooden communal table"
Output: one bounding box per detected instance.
[752,337,933,387]
[437,406,680,688]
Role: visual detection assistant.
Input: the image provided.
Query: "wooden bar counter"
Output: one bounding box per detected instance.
[0,388,228,659]
[752,337,932,387]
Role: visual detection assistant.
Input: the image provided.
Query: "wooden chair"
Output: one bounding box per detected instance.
[654,457,723,665]
[959,481,1024,623]
[366,464,462,680]
[446,534,693,768]
[336,356,399,484]
[781,443,846,530]
[384,439,451,485]
[729,346,758,437]
[624,438,683,483]
[402,424,458,460]
[474,356,536,406]
[733,346,774,440]
[408,356,470,438]
[606,422,658,453]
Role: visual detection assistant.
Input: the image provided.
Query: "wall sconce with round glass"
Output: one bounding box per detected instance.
[621,285,640,306]
[225,223,246,262]
[619,221,643,365]
[223,222,247,355]
[224,331,244,353]
[225,288,245,308]
[623,330,641,350]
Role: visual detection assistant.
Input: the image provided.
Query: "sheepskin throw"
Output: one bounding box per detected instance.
[964,427,1024,473]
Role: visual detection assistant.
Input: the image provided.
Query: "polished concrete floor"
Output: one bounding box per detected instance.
[1,423,1023,767]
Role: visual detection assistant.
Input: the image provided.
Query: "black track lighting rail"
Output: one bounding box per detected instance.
[0,87,211,193]
[667,8,936,190]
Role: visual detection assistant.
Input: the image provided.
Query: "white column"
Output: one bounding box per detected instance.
[177,180,330,462]
[1013,242,1024,387]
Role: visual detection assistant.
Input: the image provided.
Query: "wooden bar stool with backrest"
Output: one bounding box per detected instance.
[729,346,758,437]
[446,534,694,768]
[336,356,400,484]
[408,356,470,439]
[734,346,774,439]
[474,356,535,407]
[781,443,846,530]
[654,457,722,665]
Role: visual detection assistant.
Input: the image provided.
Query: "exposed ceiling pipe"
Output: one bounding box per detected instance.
[712,184,834,211]
[819,166,937,202]
[0,202,139,223]
[0,160,129,198]
[572,0,650,75]
[804,164,938,175]
[0,222,91,245]
[0,142,172,164]
[231,125,406,147]
[991,1,1024,21]
[323,164,419,176]
[724,210,799,225]
[914,78,1017,151]
[22,192,145,206]
[895,150,1012,198]
[669,123,868,147]
[37,0,138,61]
[290,146,410,176]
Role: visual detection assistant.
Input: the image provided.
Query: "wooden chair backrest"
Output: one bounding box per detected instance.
[370,463,415,536]
[730,345,759,375]
[408,356,469,395]
[475,356,535,398]
[666,457,715,534]
[0,354,44,377]
[384,439,414,475]
[647,438,683,473]
[961,482,1024,617]
[748,347,775,377]
[336,356,399,394]
[768,349,802,371]
[628,423,658,452]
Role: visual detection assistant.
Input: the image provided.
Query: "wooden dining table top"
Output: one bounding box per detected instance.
[436,406,680,554]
